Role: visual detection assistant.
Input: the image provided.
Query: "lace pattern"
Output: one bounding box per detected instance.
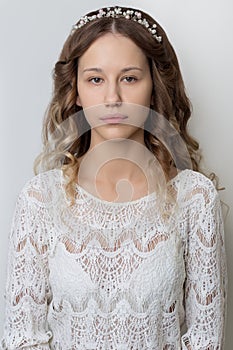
[1,169,227,349]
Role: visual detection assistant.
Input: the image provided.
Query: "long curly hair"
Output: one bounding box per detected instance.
[34,6,202,204]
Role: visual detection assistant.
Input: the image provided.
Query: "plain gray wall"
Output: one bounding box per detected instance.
[1,0,232,348]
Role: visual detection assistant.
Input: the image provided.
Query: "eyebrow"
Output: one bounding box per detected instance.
[82,66,143,73]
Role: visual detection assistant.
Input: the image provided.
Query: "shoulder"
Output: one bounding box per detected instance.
[18,168,63,206]
[171,171,224,250]
[171,169,220,210]
[9,169,63,245]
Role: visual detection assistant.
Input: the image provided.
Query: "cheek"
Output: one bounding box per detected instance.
[77,86,102,108]
[132,81,153,105]
[137,90,153,106]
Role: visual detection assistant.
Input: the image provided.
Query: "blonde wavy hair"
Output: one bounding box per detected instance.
[34,6,203,205]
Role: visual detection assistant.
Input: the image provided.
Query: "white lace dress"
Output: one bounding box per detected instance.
[1,169,227,349]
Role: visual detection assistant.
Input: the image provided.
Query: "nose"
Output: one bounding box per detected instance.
[104,81,122,107]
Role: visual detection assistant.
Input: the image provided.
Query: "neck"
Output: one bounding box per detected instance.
[77,138,156,190]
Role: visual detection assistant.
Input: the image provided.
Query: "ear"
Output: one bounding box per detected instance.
[76,95,82,107]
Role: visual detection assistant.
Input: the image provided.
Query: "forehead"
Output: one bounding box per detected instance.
[78,33,148,68]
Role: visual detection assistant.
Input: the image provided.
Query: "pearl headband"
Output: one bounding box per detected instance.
[71,7,162,43]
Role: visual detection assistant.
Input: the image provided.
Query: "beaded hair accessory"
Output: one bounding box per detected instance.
[71,7,162,43]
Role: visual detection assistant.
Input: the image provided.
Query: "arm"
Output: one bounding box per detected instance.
[1,185,52,349]
[181,178,227,350]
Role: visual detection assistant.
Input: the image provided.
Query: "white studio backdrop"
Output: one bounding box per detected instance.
[0,0,232,348]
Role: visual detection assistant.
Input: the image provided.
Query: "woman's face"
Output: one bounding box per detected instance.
[76,33,153,146]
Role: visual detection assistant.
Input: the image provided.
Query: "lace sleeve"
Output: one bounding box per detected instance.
[1,184,52,349]
[181,177,227,349]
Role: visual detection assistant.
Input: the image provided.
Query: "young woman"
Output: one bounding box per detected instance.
[1,6,227,350]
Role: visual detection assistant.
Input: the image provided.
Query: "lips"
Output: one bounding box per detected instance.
[99,114,128,124]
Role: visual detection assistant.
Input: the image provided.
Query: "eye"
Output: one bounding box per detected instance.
[122,76,138,83]
[89,77,103,85]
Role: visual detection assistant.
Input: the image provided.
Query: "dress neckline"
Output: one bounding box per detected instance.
[75,182,157,206]
[60,169,187,207]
